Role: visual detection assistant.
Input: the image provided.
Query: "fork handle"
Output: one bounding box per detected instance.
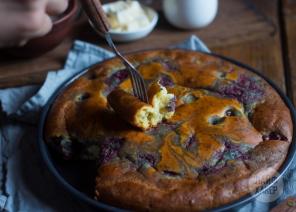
[80,0,110,34]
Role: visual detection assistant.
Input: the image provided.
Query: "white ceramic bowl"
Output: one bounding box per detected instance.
[102,3,158,42]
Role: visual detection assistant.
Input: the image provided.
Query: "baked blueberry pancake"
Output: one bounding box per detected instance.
[45,49,293,211]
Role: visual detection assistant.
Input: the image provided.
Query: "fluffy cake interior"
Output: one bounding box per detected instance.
[135,105,158,130]
[127,83,176,130]
[150,84,175,120]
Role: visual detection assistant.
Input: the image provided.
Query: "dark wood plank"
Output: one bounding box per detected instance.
[0,38,72,88]
[282,0,296,104]
[214,0,286,92]
[0,0,283,88]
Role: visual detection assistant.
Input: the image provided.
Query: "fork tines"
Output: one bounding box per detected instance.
[126,64,149,103]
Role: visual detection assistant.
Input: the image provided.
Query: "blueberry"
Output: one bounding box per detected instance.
[159,74,174,87]
[138,153,157,167]
[166,96,176,112]
[263,132,288,141]
[217,75,264,105]
[105,69,129,92]
[99,137,124,164]
[161,60,179,71]
[199,139,251,175]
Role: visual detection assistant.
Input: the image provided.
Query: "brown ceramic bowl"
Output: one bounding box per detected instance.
[5,0,79,58]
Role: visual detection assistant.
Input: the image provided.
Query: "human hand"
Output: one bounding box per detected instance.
[0,0,68,47]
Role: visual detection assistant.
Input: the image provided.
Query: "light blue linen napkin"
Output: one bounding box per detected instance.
[0,35,295,212]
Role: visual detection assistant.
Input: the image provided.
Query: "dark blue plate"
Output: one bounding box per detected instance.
[37,50,296,212]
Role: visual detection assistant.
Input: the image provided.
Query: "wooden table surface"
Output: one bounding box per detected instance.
[0,0,295,108]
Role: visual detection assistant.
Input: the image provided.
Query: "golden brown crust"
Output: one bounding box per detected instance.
[252,86,293,141]
[147,81,162,105]
[107,88,152,129]
[95,141,289,211]
[44,49,293,210]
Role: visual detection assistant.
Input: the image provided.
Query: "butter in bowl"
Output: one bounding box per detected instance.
[102,0,158,42]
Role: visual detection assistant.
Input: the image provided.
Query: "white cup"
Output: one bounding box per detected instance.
[162,0,218,29]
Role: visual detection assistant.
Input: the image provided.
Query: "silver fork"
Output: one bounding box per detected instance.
[80,0,149,103]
